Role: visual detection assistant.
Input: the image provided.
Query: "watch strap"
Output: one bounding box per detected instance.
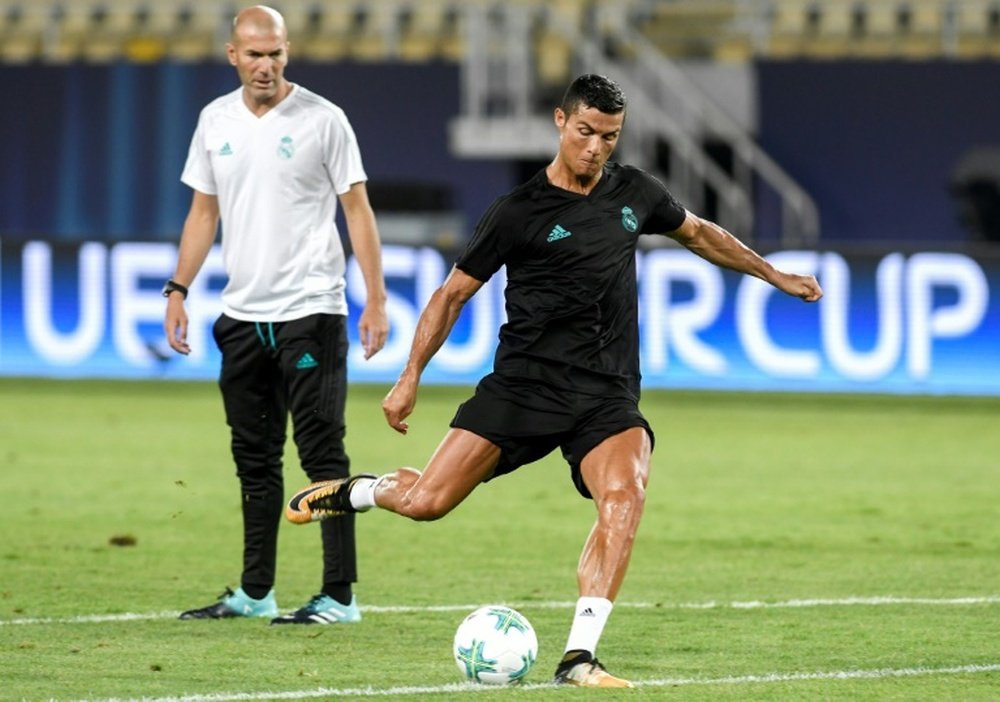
[162,280,189,299]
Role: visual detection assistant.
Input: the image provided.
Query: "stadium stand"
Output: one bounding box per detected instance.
[2,0,1000,64]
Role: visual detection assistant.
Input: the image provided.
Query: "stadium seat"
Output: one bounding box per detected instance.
[435,3,464,62]
[47,0,95,61]
[547,0,587,33]
[140,0,220,61]
[909,1,946,35]
[295,2,356,61]
[713,27,755,62]
[0,1,52,62]
[143,0,181,34]
[350,0,400,61]
[861,3,897,39]
[105,0,145,33]
[766,0,813,57]
[272,0,311,37]
[896,1,946,58]
[530,0,575,92]
[955,0,1000,57]
[535,31,574,90]
[800,0,855,58]
[398,0,454,61]
[850,1,901,57]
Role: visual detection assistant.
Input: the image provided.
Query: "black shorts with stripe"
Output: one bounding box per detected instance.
[449,358,654,499]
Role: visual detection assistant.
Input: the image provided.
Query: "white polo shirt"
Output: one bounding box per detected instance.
[181,84,367,321]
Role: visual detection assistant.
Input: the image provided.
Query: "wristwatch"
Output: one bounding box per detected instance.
[162,279,189,299]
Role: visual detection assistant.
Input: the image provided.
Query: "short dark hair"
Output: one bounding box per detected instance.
[560,74,627,116]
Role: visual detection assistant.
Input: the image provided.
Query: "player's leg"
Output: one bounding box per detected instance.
[576,426,651,599]
[181,316,284,619]
[287,427,501,523]
[274,313,362,624]
[287,371,546,524]
[375,371,567,520]
[223,319,287,607]
[370,428,501,520]
[555,426,650,687]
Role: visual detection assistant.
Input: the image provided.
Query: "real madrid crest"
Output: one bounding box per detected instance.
[621,206,638,232]
[277,136,295,159]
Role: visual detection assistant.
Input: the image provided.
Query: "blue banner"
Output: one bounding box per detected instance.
[1,241,996,395]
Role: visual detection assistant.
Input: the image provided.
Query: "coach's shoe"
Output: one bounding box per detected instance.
[554,651,633,688]
[285,474,377,524]
[270,594,362,625]
[178,587,278,620]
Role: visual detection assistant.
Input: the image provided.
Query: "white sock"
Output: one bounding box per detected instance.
[348,476,382,512]
[563,596,613,656]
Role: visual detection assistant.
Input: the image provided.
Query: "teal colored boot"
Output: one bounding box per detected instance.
[179,587,278,619]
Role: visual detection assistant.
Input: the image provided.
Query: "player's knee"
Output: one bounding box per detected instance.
[397,489,452,521]
[620,480,647,509]
[399,498,448,521]
[599,480,646,526]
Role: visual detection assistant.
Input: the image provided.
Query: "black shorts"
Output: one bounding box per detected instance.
[449,369,654,499]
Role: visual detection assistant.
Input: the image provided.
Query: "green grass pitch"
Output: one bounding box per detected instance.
[1,378,998,700]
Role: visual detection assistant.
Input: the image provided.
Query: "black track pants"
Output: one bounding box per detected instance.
[212,313,356,594]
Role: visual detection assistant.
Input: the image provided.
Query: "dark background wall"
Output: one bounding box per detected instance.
[756,60,1000,246]
[0,61,513,241]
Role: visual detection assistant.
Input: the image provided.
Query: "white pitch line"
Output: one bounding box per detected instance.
[68,663,1000,702]
[0,611,181,626]
[5,595,1000,627]
[2,595,999,627]
[726,595,1000,609]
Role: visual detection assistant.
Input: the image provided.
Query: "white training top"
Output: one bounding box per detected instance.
[181,84,367,321]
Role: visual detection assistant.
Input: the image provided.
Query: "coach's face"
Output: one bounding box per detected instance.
[554,105,624,180]
[227,25,289,107]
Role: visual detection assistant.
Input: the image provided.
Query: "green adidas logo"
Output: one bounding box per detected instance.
[547,224,571,242]
[219,142,233,156]
[295,353,318,370]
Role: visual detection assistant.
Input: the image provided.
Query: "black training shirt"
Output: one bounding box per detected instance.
[456,162,687,395]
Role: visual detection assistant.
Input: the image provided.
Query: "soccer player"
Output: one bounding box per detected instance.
[286,74,822,683]
[163,5,388,625]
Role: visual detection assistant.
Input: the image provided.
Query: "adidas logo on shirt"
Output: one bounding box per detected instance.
[219,142,233,156]
[547,224,572,242]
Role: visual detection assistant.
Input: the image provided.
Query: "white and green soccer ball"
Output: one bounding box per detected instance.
[453,605,538,685]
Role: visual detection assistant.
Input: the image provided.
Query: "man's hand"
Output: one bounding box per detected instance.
[774,272,823,302]
[358,303,389,360]
[164,296,191,355]
[382,375,418,434]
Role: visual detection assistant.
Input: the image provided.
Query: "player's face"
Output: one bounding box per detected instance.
[227,29,289,106]
[555,105,624,180]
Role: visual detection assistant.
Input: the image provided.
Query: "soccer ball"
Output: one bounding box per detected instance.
[453,605,538,685]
